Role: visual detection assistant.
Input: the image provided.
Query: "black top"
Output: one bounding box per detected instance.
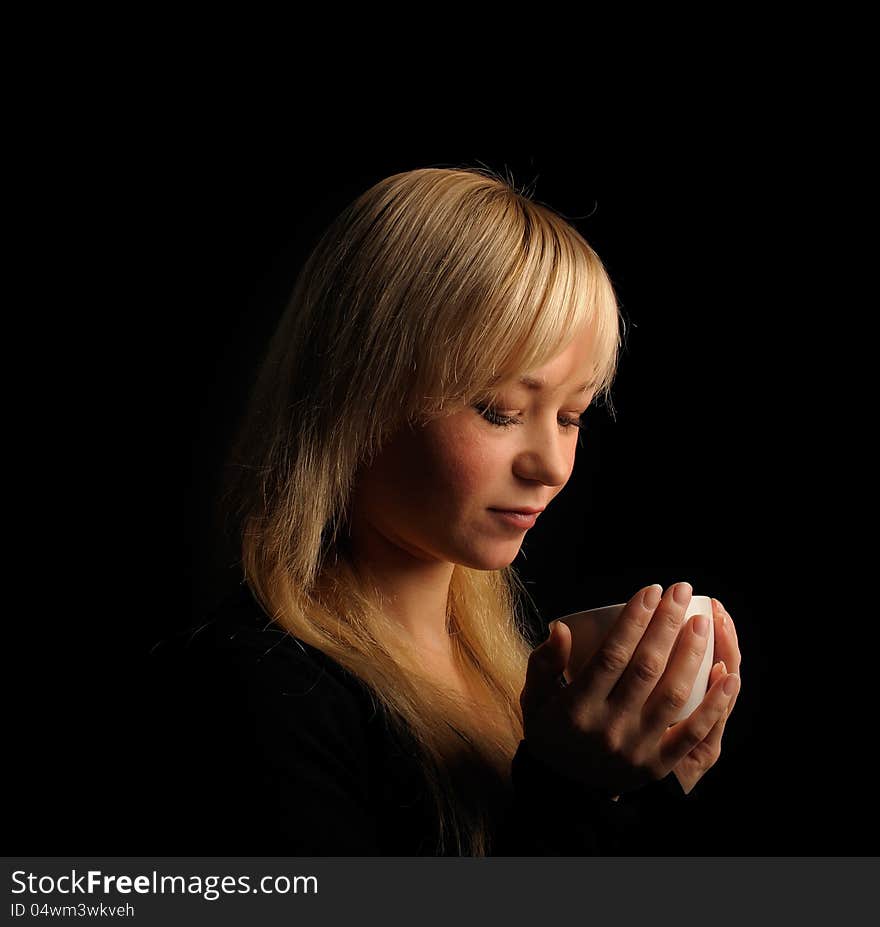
[143,584,697,855]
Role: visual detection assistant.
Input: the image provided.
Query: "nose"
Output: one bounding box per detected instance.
[511,428,575,488]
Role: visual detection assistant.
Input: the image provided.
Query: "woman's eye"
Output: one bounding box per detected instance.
[472,404,584,430]
[473,403,518,427]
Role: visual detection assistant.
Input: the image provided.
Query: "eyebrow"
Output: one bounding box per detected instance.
[516,375,596,393]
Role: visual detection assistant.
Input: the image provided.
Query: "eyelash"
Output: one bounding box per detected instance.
[473,403,585,430]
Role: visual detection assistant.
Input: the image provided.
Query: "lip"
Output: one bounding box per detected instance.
[490,507,545,515]
[489,509,542,529]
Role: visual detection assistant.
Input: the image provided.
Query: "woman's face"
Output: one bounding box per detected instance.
[348,325,599,571]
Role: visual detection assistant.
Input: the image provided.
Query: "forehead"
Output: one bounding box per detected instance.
[496,326,599,393]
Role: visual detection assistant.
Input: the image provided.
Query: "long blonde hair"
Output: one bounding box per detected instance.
[220,165,625,855]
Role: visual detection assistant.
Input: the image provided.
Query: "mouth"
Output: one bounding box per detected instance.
[488,509,541,528]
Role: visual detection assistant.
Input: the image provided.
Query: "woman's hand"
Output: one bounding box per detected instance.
[669,597,742,794]
[520,582,740,799]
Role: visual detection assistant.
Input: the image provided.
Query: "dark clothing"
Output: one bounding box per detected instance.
[143,584,694,855]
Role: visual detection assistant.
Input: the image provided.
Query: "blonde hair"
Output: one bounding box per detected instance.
[220,165,625,855]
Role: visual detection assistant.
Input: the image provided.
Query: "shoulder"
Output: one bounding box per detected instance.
[143,585,387,850]
[148,584,375,730]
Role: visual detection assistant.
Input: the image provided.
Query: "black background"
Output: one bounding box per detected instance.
[10,142,867,855]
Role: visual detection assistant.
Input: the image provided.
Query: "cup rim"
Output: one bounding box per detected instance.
[555,592,713,623]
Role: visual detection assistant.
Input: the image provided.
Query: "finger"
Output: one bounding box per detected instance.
[640,606,711,734]
[605,581,694,716]
[697,668,734,752]
[709,660,726,688]
[725,602,739,647]
[567,583,662,704]
[666,659,726,729]
[723,673,740,721]
[725,606,741,675]
[712,599,742,677]
[679,656,740,748]
[677,658,742,760]
[700,668,742,754]
[659,669,740,771]
[713,599,740,653]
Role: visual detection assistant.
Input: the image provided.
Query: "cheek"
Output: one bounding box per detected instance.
[414,413,502,503]
[419,423,499,506]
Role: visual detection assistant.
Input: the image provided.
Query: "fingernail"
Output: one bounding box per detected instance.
[693,614,709,637]
[673,582,692,605]
[723,673,740,696]
[719,660,727,674]
[643,584,662,610]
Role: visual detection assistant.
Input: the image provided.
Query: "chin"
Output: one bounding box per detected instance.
[458,547,521,572]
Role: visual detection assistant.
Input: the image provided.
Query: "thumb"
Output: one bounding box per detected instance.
[524,620,572,710]
[544,620,572,680]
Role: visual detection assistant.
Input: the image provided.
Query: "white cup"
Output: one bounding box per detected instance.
[553,594,715,725]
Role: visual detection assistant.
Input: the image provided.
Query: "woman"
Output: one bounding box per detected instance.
[156,166,742,856]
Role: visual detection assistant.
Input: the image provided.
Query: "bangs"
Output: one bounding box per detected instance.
[428,196,622,417]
